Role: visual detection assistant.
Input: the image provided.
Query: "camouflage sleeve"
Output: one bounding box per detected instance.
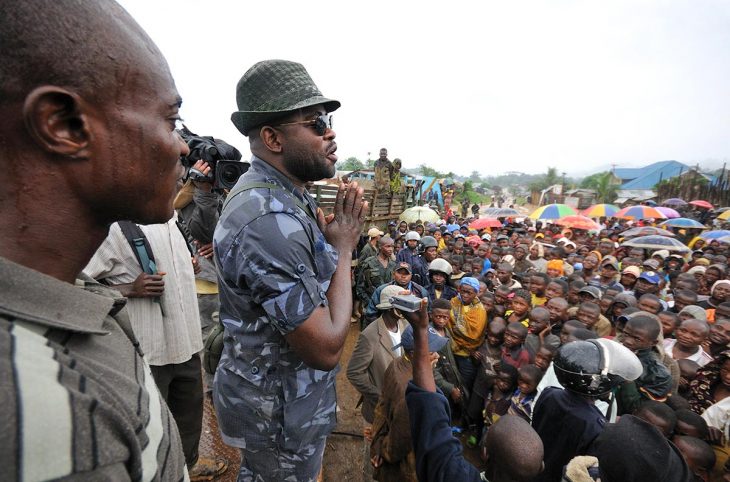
[234,213,328,334]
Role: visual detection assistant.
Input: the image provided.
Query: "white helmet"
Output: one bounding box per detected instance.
[405,231,421,242]
[428,258,453,276]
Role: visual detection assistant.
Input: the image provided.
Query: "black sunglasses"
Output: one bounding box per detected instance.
[273,114,332,136]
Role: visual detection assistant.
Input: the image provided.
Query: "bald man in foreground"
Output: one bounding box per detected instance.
[0,0,189,479]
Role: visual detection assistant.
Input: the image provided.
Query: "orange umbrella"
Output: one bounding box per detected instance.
[470,218,503,230]
[555,215,601,231]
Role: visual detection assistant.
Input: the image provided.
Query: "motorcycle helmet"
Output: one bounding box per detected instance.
[428,258,453,276]
[405,231,421,242]
[554,339,642,397]
[419,235,438,253]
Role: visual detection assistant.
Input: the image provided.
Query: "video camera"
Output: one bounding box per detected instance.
[178,125,248,191]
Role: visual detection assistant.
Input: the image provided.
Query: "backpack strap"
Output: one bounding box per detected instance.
[117,221,157,274]
[222,181,317,221]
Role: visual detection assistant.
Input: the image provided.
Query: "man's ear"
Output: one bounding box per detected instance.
[22,86,91,158]
[258,126,283,154]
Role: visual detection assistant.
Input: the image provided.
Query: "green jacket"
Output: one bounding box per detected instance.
[357,255,396,302]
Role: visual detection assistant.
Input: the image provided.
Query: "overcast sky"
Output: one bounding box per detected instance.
[119,0,730,178]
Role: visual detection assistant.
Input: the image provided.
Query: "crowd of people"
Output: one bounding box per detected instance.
[347,211,730,481]
[3,1,730,482]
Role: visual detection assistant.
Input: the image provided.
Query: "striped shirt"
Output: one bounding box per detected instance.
[0,256,188,481]
[83,218,203,366]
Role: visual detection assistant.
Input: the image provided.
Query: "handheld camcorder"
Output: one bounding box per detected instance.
[178,125,249,191]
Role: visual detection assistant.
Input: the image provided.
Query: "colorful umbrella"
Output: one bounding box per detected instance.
[621,235,689,252]
[717,210,730,221]
[662,198,687,207]
[689,200,714,210]
[469,218,503,230]
[614,205,667,220]
[398,206,440,224]
[699,230,730,240]
[529,204,577,220]
[483,207,520,217]
[621,227,675,238]
[718,235,730,244]
[659,218,709,229]
[656,207,680,219]
[555,215,601,231]
[581,204,620,218]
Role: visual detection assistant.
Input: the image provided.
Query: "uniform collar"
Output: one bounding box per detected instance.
[0,256,119,335]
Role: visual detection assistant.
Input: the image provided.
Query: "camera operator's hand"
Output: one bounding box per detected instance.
[125,272,165,298]
[317,181,367,253]
[191,160,213,192]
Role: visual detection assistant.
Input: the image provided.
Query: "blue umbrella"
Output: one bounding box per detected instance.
[621,235,689,252]
[659,218,708,229]
[663,198,687,206]
[700,230,730,240]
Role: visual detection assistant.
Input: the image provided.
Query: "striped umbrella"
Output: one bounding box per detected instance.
[663,198,687,207]
[615,205,667,220]
[690,200,714,210]
[656,207,680,219]
[582,204,620,218]
[659,218,709,229]
[555,215,601,231]
[529,204,577,220]
[621,235,689,252]
[700,230,730,240]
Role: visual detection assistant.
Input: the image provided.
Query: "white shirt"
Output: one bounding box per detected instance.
[663,339,714,367]
[388,327,402,357]
[84,217,203,366]
[701,397,730,440]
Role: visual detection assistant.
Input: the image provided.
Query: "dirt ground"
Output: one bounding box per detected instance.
[198,322,482,481]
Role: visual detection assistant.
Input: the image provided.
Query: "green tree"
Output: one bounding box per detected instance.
[468,170,482,182]
[336,156,365,171]
[581,171,618,203]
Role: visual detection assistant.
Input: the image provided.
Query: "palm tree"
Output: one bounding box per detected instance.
[591,172,618,203]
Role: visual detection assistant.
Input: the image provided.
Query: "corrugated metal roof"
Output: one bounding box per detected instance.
[614,161,690,189]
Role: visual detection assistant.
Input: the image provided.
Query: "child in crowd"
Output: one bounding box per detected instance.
[677,359,701,399]
[659,310,681,339]
[529,272,550,307]
[502,322,532,368]
[505,289,532,326]
[467,318,507,439]
[533,346,556,373]
[664,318,713,367]
[525,306,561,357]
[617,315,673,414]
[479,364,519,457]
[507,365,543,423]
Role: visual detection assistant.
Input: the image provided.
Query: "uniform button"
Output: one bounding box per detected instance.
[251,366,259,374]
[296,263,306,274]
[319,290,327,300]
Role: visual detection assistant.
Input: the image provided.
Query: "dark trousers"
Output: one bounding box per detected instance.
[151,354,204,467]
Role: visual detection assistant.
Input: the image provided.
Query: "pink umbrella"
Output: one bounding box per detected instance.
[690,200,714,210]
[656,207,680,219]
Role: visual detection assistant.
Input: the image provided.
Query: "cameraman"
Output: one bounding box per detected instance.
[173,135,242,386]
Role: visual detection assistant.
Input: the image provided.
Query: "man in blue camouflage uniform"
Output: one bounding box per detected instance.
[214,59,367,481]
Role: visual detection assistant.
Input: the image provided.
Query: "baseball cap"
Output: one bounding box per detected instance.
[642,259,660,270]
[376,285,409,310]
[622,266,641,278]
[367,227,384,238]
[395,262,412,273]
[394,325,449,352]
[652,249,669,260]
[601,256,619,271]
[639,271,660,284]
[497,234,509,241]
[481,233,492,241]
[579,286,602,300]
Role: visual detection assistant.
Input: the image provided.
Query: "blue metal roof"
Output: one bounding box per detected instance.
[614,161,690,189]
